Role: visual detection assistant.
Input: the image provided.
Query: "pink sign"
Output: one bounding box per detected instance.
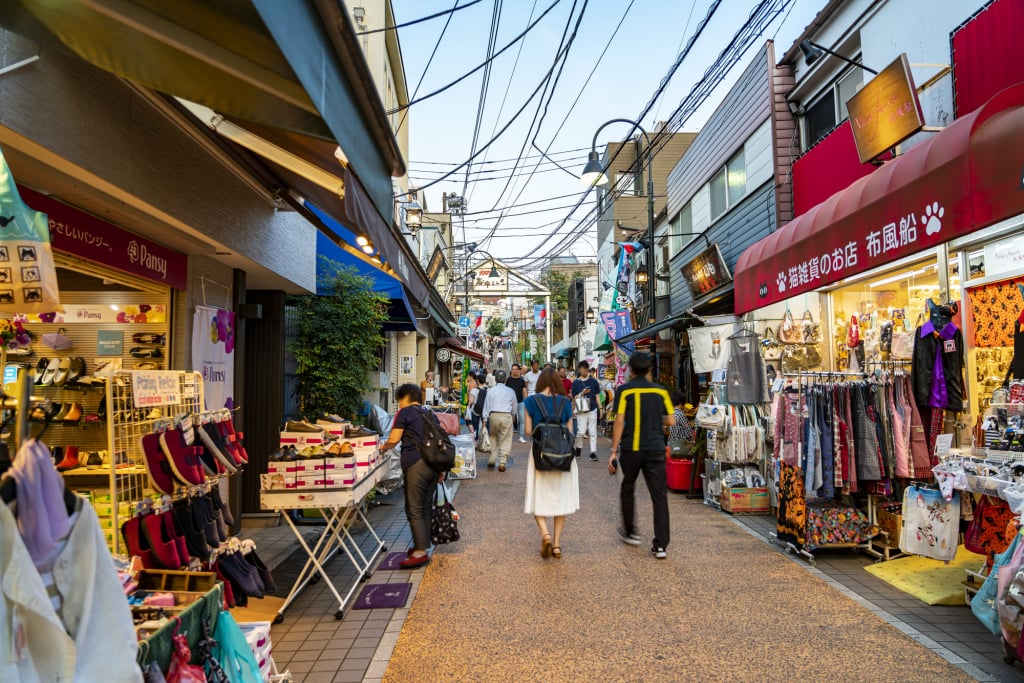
[19,186,187,290]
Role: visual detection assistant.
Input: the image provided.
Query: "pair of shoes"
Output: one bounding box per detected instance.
[283,419,323,433]
[518,437,527,443]
[618,528,642,546]
[589,453,599,462]
[399,553,430,569]
[121,512,189,570]
[652,547,667,559]
[541,534,552,558]
[498,465,506,472]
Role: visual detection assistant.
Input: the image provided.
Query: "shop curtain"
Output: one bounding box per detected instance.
[192,306,235,410]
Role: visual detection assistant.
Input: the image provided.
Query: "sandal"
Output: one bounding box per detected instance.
[540,535,552,558]
[551,546,562,559]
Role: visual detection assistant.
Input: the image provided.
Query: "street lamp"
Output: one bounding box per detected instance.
[580,118,655,331]
[586,306,596,323]
[404,197,422,233]
[635,269,649,285]
[454,301,464,314]
[798,40,878,74]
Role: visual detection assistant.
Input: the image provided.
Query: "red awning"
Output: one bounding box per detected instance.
[734,83,1024,314]
[442,337,486,362]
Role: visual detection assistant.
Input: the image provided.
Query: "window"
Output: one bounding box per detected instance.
[614,172,639,196]
[670,203,692,255]
[710,149,746,220]
[803,64,865,147]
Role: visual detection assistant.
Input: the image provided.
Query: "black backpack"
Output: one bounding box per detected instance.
[472,387,487,417]
[414,408,456,472]
[530,395,574,472]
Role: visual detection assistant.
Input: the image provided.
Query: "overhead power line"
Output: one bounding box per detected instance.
[408,146,590,167]
[388,0,564,114]
[357,0,485,35]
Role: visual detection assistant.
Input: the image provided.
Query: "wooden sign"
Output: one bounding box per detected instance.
[846,53,924,164]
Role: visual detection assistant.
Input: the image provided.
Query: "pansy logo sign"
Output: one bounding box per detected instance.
[127,240,140,263]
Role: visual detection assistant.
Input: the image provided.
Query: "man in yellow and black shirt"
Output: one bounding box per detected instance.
[608,352,675,559]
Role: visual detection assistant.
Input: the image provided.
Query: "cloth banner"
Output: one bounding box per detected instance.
[192,306,235,410]
[688,323,739,373]
[534,304,546,330]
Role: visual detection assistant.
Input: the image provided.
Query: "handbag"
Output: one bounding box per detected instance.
[973,532,1024,634]
[0,149,61,314]
[801,308,820,344]
[431,483,461,545]
[695,392,725,430]
[761,324,781,361]
[965,495,1016,556]
[530,395,574,471]
[778,309,802,344]
[891,331,914,359]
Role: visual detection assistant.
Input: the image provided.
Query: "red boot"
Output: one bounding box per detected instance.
[55,446,80,472]
[141,512,183,569]
[120,516,157,568]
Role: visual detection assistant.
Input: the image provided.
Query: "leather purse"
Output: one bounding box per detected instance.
[779,309,802,344]
[801,308,820,344]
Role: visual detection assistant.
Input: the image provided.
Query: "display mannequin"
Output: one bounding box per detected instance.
[911,299,965,460]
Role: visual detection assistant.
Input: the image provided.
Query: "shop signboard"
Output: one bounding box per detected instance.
[680,244,732,297]
[984,233,1024,278]
[131,370,182,407]
[97,330,123,356]
[845,53,924,164]
[18,185,188,290]
[472,264,508,292]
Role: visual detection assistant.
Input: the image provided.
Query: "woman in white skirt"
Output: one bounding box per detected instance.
[523,368,579,559]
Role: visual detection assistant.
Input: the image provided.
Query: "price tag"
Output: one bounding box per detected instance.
[934,433,953,457]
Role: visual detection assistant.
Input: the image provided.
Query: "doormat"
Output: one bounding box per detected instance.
[864,545,985,605]
[353,583,412,610]
[378,552,408,570]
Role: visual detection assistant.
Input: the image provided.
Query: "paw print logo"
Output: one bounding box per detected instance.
[776,272,787,293]
[922,202,944,236]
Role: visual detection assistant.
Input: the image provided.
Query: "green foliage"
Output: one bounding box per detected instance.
[288,259,389,419]
[485,316,505,337]
[536,269,585,345]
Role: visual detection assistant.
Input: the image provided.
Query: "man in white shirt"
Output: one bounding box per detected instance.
[523,359,542,396]
[481,370,518,471]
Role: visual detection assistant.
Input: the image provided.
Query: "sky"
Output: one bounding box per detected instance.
[392,0,822,275]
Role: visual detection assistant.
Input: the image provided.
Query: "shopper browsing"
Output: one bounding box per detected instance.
[558,366,573,395]
[505,364,528,443]
[482,370,517,471]
[379,384,443,568]
[524,368,578,559]
[572,361,602,462]
[608,353,675,559]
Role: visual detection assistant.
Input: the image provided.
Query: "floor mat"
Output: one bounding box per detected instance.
[864,545,986,605]
[353,583,411,609]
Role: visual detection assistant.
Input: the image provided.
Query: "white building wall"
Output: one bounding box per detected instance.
[744,120,773,192]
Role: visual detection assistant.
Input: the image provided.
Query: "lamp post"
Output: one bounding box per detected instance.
[581,118,656,365]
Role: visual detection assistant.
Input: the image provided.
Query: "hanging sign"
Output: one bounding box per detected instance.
[97,330,123,356]
[131,371,182,407]
[680,244,732,297]
[599,310,635,353]
[192,307,235,410]
[984,233,1024,278]
[845,53,924,164]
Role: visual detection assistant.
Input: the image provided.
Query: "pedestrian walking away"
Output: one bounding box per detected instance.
[505,363,528,443]
[524,368,578,559]
[482,370,517,471]
[379,383,444,568]
[608,352,675,559]
[571,361,602,461]
[464,375,480,436]
[523,359,541,397]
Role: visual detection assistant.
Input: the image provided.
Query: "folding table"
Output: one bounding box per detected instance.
[259,463,387,622]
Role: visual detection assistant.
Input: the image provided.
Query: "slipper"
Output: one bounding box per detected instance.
[53,357,72,386]
[134,361,160,370]
[130,347,164,359]
[40,357,60,386]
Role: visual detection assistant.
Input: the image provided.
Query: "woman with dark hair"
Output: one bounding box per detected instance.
[669,390,695,442]
[380,383,441,568]
[523,368,578,559]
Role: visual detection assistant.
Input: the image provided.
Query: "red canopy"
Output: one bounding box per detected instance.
[734,84,1024,314]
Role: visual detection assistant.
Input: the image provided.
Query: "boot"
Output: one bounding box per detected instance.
[210,486,235,527]
[121,515,157,568]
[140,512,183,569]
[173,501,211,561]
[140,432,177,495]
[161,510,191,567]
[191,495,223,548]
[61,402,82,422]
[56,446,81,472]
[243,549,276,593]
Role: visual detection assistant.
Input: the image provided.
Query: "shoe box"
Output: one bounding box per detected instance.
[277,431,327,450]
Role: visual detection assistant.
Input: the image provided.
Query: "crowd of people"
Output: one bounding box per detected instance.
[382,352,692,567]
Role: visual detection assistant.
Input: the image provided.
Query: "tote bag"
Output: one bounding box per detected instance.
[0,149,60,313]
[974,532,1024,635]
[899,485,959,562]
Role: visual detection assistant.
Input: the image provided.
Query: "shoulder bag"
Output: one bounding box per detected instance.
[531,395,574,472]
[431,483,461,544]
[801,308,820,344]
[778,309,802,344]
[415,408,457,472]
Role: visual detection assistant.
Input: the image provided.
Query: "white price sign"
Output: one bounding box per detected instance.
[131,371,182,408]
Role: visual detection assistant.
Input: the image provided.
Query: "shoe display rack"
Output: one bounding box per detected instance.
[106,370,205,554]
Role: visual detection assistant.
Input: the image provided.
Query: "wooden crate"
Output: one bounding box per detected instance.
[137,569,216,593]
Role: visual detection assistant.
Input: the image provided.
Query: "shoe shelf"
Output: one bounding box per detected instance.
[107,370,206,555]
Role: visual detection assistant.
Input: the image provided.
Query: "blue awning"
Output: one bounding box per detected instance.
[310,203,415,332]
